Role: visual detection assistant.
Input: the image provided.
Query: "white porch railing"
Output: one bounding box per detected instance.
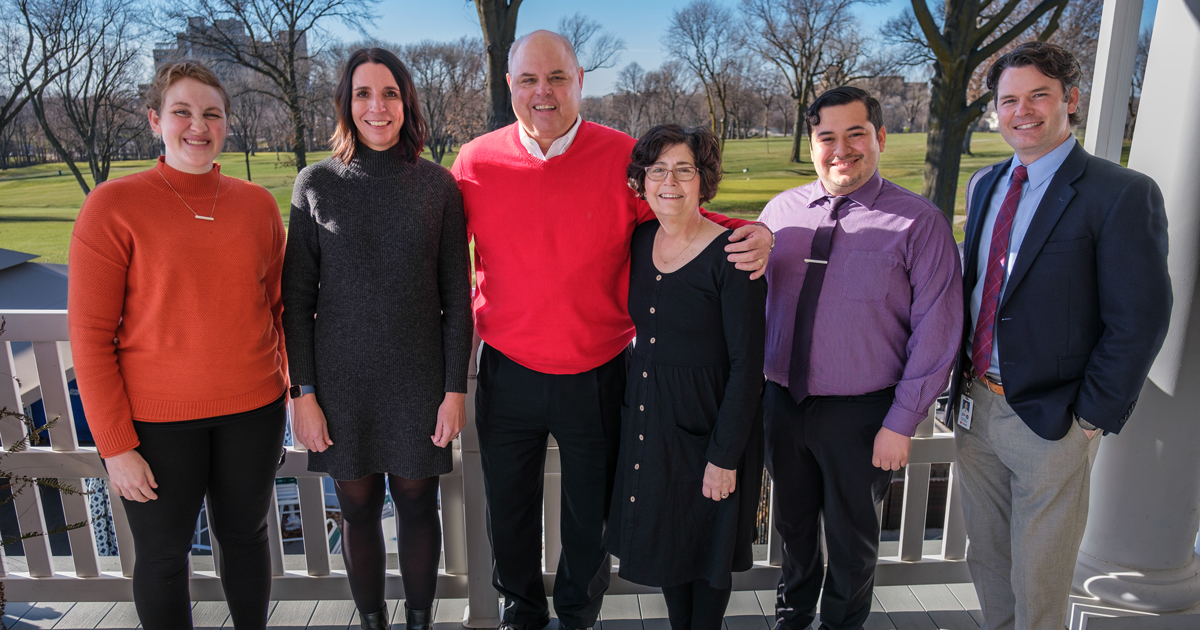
[0,309,968,627]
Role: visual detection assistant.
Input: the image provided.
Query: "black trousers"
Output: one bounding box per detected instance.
[764,382,893,630]
[660,579,733,630]
[120,395,287,630]
[475,344,625,629]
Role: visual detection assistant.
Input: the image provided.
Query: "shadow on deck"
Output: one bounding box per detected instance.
[1,584,986,630]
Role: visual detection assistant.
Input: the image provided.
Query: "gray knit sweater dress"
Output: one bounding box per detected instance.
[281,145,473,480]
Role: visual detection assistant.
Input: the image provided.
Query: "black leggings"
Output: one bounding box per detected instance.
[660,579,733,630]
[121,396,286,630]
[334,473,442,614]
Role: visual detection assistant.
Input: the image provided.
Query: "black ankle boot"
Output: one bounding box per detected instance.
[405,604,433,630]
[359,603,390,630]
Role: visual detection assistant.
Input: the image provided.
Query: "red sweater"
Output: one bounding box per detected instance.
[68,158,287,457]
[451,121,748,374]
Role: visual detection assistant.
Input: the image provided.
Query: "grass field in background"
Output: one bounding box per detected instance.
[1,132,1126,264]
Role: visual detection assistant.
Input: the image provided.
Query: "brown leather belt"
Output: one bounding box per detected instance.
[966,370,1005,396]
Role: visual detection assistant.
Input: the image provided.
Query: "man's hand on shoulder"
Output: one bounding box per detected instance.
[872,426,911,471]
[726,223,773,280]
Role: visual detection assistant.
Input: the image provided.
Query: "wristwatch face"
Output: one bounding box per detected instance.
[289,385,302,399]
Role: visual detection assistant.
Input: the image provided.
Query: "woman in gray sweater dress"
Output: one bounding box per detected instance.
[281,48,472,630]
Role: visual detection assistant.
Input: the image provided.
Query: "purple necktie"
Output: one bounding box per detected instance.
[788,196,847,403]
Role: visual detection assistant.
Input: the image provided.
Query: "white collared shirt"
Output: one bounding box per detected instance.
[518,116,583,160]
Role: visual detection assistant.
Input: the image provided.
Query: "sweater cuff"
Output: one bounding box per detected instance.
[882,404,927,438]
[94,421,141,459]
[706,441,741,471]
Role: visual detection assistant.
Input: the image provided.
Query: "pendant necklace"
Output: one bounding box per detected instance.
[157,168,220,221]
[655,225,702,266]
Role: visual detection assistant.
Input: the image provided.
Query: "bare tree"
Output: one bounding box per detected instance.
[2,0,105,149]
[883,0,1068,220]
[473,0,522,132]
[0,105,46,168]
[443,38,488,148]
[405,36,486,164]
[32,1,145,195]
[901,80,929,132]
[741,0,885,163]
[228,71,269,181]
[167,0,377,172]
[1127,27,1151,140]
[645,60,694,126]
[557,12,626,73]
[614,61,651,137]
[665,0,741,148]
[749,63,784,150]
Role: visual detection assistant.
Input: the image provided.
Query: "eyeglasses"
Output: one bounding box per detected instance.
[644,165,699,182]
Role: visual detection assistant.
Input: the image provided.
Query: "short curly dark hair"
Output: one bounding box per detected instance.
[627,124,723,204]
[986,41,1084,126]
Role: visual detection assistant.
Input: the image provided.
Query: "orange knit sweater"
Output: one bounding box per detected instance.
[68,157,287,458]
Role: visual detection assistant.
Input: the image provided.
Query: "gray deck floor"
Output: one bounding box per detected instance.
[1,584,985,629]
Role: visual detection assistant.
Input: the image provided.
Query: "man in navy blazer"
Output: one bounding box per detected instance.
[946,42,1171,630]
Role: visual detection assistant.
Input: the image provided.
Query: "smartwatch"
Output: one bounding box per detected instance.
[289,384,316,399]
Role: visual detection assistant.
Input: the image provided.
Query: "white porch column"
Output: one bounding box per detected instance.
[1073,0,1200,612]
[1082,0,1143,162]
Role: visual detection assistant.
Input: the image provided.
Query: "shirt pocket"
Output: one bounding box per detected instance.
[839,250,902,303]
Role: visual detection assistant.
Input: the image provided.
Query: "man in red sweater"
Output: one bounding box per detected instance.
[451,30,772,630]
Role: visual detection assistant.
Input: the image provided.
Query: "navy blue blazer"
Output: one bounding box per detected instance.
[946,141,1172,440]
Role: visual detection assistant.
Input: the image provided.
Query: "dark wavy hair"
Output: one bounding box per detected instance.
[805,86,884,138]
[626,124,723,204]
[330,48,428,164]
[986,41,1084,126]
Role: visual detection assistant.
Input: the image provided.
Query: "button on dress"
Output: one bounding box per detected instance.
[606,220,767,589]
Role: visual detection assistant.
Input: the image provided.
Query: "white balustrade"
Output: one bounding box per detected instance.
[0,309,968,613]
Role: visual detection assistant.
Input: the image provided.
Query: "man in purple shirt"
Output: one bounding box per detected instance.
[757,86,962,630]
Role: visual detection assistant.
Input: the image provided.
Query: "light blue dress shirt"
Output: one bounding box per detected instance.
[969,135,1077,380]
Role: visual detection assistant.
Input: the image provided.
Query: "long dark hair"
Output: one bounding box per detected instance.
[330,47,427,164]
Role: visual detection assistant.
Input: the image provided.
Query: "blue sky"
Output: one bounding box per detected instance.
[321,0,1159,96]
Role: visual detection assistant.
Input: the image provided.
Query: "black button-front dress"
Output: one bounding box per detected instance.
[607,220,767,589]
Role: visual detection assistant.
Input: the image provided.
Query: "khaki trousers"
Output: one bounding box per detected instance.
[954,383,1101,630]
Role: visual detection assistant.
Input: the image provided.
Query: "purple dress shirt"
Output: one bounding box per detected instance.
[757,171,964,437]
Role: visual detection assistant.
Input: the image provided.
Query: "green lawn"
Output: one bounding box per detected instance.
[0,132,1049,264]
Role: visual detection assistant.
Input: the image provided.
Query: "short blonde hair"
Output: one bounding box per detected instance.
[146,60,231,115]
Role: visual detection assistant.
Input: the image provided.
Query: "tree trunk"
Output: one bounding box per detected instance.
[475,0,522,131]
[286,88,308,172]
[31,96,90,195]
[921,72,973,222]
[962,126,975,156]
[789,96,804,164]
[245,150,252,182]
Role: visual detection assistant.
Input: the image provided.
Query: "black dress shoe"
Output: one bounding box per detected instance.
[404,604,432,630]
[359,603,390,630]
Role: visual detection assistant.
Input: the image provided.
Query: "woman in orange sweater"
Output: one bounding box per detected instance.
[68,61,287,630]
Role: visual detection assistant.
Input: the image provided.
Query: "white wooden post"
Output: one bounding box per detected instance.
[1083,0,1145,163]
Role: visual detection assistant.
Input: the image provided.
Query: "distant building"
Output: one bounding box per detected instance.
[152,17,308,87]
[853,76,931,133]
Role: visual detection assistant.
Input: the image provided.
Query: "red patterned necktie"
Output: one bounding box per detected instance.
[971,165,1028,377]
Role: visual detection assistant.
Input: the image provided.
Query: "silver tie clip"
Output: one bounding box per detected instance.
[804,259,828,264]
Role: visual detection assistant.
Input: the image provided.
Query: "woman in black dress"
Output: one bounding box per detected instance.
[282,48,472,630]
[607,124,767,630]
